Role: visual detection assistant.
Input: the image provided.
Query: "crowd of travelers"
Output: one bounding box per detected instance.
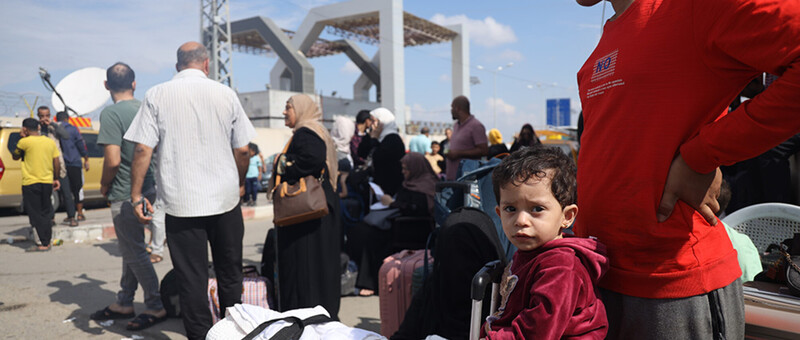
[13,0,800,338]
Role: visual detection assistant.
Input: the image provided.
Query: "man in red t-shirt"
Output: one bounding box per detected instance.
[575,0,800,339]
[445,96,488,180]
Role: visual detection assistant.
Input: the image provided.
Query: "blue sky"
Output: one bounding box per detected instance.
[0,0,607,139]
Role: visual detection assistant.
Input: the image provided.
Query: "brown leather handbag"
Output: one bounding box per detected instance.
[272,138,329,227]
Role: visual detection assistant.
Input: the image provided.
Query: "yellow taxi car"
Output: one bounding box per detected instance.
[0,119,104,212]
[536,129,580,164]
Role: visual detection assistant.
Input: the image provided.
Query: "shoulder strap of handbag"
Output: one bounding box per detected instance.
[272,137,293,189]
[241,314,333,340]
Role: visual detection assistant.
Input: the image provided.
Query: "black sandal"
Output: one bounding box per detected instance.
[126,313,167,331]
[90,306,135,320]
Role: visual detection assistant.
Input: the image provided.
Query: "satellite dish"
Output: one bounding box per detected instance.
[51,67,110,116]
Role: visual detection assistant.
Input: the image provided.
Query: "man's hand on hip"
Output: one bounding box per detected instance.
[657,154,721,225]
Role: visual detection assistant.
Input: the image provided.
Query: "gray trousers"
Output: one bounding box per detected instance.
[111,188,163,311]
[145,198,166,256]
[602,279,744,340]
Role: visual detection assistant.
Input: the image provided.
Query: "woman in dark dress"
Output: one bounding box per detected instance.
[357,107,406,196]
[509,123,541,153]
[346,152,437,296]
[270,94,341,319]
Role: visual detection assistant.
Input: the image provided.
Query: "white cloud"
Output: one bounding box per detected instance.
[0,0,196,88]
[439,74,450,83]
[430,14,517,47]
[486,98,516,115]
[289,0,335,11]
[340,61,360,75]
[486,49,524,63]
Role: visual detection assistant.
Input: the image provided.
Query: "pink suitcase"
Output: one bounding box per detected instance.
[208,266,272,324]
[379,249,433,337]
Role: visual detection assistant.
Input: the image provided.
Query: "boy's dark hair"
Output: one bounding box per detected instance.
[356,110,371,124]
[56,111,69,123]
[431,141,440,147]
[492,145,577,208]
[248,142,259,154]
[106,62,135,92]
[716,179,732,217]
[37,106,49,114]
[22,118,39,130]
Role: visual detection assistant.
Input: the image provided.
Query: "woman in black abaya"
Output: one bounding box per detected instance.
[269,94,341,319]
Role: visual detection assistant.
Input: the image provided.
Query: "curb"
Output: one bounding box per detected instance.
[52,223,117,243]
[241,204,273,221]
[5,204,275,245]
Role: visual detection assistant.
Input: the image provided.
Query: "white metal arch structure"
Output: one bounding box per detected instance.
[722,202,800,253]
[271,0,404,124]
[267,0,468,131]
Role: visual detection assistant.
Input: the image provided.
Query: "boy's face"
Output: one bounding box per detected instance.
[37,109,51,125]
[495,171,577,252]
[431,144,440,154]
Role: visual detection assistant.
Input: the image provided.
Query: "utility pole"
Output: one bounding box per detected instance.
[201,0,234,88]
[476,63,513,129]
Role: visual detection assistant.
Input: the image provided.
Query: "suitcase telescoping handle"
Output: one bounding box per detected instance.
[469,260,505,340]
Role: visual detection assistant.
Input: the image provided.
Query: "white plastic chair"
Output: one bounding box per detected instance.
[722,203,800,253]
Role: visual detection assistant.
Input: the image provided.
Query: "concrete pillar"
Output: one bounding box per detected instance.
[339,40,380,87]
[231,17,315,93]
[449,24,469,98]
[354,52,380,101]
[269,10,326,92]
[380,0,406,132]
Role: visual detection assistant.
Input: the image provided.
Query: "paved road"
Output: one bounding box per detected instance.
[0,206,380,339]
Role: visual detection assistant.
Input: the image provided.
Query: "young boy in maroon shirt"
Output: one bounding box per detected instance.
[482,146,608,339]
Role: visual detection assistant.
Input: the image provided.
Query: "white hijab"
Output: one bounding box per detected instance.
[370,107,398,142]
[331,115,355,155]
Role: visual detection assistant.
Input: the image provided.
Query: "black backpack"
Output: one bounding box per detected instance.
[160,269,182,318]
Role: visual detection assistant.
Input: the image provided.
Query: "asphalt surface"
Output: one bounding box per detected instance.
[0,204,380,339]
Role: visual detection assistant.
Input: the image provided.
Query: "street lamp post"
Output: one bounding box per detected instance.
[477,63,513,129]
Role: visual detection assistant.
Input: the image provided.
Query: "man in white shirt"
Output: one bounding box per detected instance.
[124,41,255,339]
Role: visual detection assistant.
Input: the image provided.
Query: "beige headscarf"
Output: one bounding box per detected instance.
[289,94,338,189]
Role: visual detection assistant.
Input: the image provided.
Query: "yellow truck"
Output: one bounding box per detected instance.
[0,119,104,212]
